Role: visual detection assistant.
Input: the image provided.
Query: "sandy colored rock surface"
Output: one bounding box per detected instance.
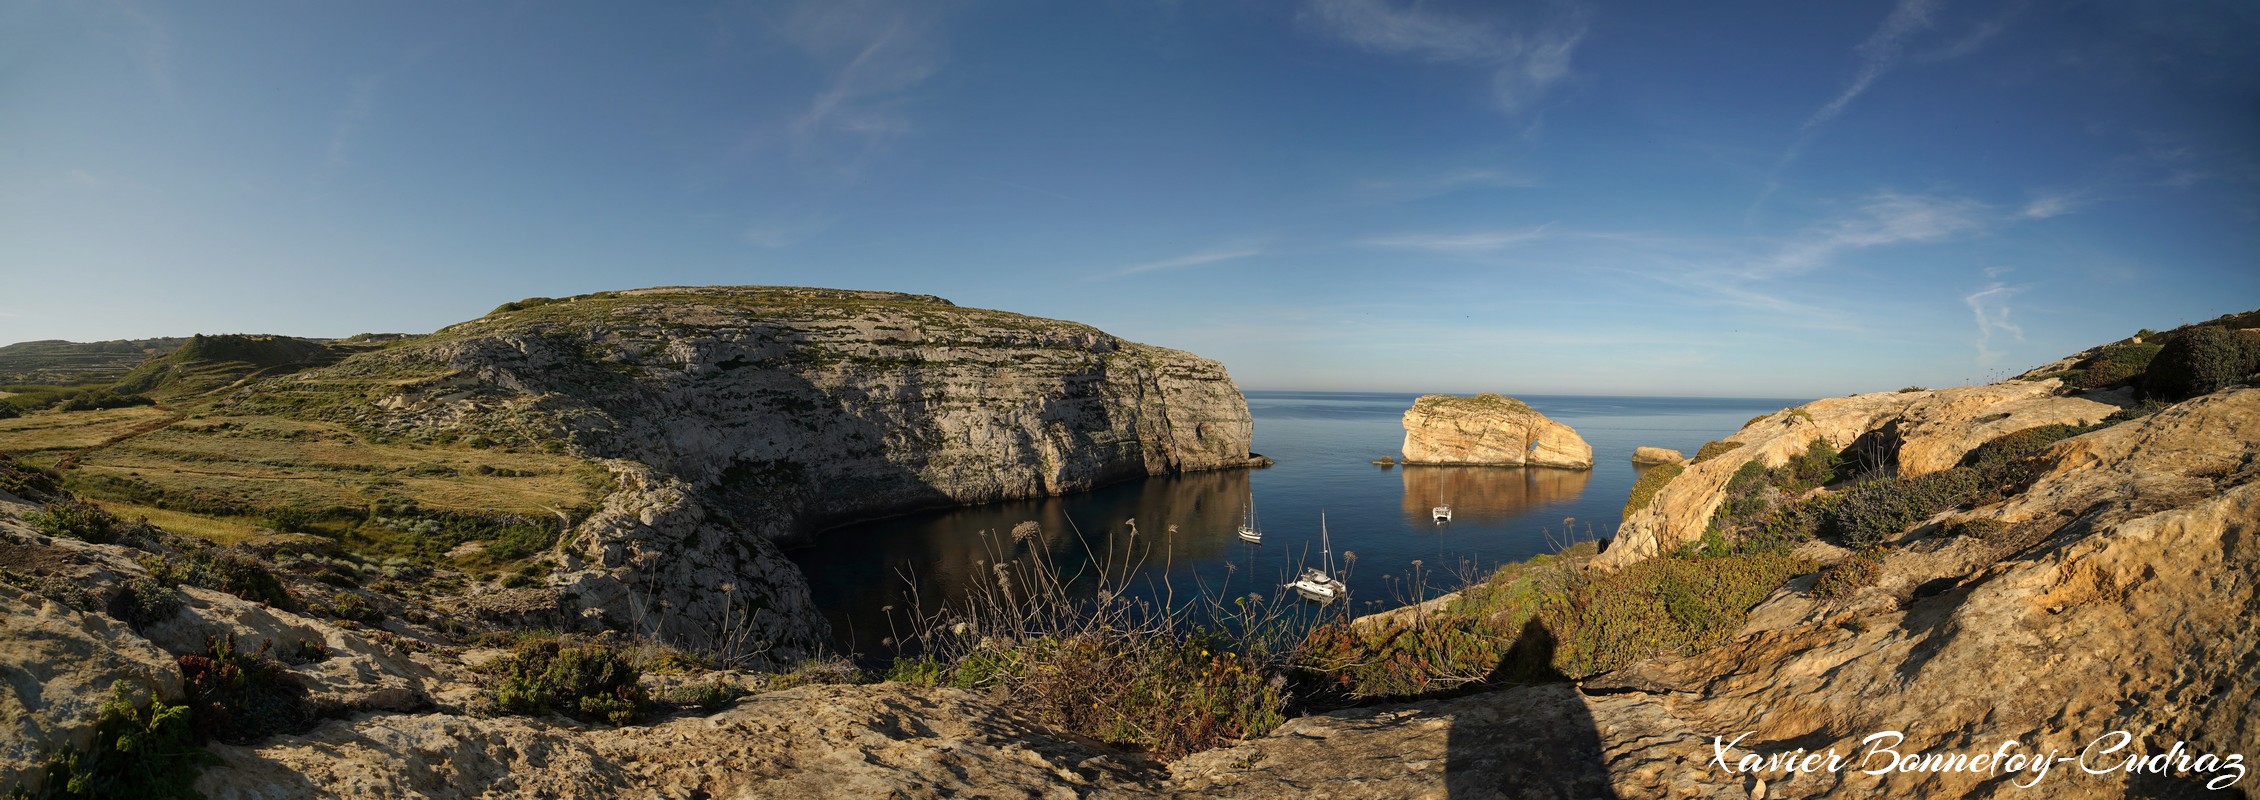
[1598,379,2115,569]
[197,684,1163,800]
[1400,394,1592,469]
[1629,446,1683,464]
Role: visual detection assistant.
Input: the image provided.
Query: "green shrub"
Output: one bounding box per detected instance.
[902,630,1283,760]
[486,639,649,726]
[110,578,183,628]
[24,681,208,800]
[2065,342,2162,390]
[139,548,294,609]
[0,403,17,419]
[1704,440,1839,545]
[23,500,132,544]
[0,452,61,499]
[654,679,745,711]
[1810,553,1882,599]
[2143,326,2260,401]
[1690,440,1744,464]
[1623,463,1683,517]
[1540,548,1809,678]
[1820,468,1983,548]
[176,634,312,745]
[1942,516,2006,540]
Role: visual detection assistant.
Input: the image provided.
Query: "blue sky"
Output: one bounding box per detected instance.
[2,1,2255,397]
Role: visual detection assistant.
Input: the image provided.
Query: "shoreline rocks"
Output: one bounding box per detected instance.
[1398,393,1593,469]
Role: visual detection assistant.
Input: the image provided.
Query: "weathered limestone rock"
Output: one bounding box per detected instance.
[0,504,454,792]
[1400,394,1592,469]
[196,684,1164,800]
[1629,446,1683,464]
[1598,379,2115,569]
[282,287,1257,662]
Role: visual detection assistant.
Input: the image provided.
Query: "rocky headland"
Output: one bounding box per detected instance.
[1399,393,1593,469]
[3,308,2256,799]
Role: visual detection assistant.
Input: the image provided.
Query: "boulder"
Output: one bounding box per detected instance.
[1629,446,1683,464]
[1399,394,1592,469]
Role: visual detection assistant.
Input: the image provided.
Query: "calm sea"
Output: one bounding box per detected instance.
[790,391,1806,657]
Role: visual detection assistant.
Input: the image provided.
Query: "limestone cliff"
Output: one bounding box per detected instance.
[1399,393,1592,468]
[245,286,1256,662]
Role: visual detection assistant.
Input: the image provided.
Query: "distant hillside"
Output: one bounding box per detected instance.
[110,334,361,399]
[0,337,187,383]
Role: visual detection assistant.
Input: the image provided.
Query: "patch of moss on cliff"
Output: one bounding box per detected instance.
[1623,463,1683,517]
[1690,440,1744,464]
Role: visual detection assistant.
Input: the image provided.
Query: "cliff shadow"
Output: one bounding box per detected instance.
[790,466,1259,660]
[1443,619,1621,798]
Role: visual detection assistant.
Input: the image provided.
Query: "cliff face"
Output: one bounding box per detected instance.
[1400,393,1592,468]
[266,287,1256,661]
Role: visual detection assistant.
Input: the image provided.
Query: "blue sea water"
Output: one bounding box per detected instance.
[789,391,1806,656]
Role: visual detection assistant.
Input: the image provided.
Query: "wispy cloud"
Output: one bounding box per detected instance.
[1298,0,1587,113]
[1755,0,2015,215]
[1963,282,2023,364]
[1746,192,1989,278]
[778,0,947,180]
[1100,246,1264,280]
[1360,225,1558,255]
[2016,189,2089,220]
[1796,0,1940,150]
[1359,167,1538,202]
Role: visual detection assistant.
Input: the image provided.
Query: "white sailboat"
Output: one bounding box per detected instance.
[1237,493,1263,543]
[1432,504,1452,523]
[1286,512,1344,602]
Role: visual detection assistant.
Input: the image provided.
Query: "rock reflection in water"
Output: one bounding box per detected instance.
[800,468,1260,656]
[1398,465,1589,525]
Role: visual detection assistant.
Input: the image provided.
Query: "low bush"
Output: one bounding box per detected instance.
[1810,553,1883,600]
[1623,463,1683,517]
[900,629,1285,760]
[109,578,183,628]
[139,546,294,609]
[485,638,649,726]
[0,452,61,499]
[1691,440,1744,464]
[1819,468,1983,548]
[1540,546,1809,679]
[2143,326,2260,402]
[2064,342,2162,390]
[22,681,208,800]
[23,500,134,545]
[176,634,313,745]
[654,679,746,710]
[1941,516,2006,540]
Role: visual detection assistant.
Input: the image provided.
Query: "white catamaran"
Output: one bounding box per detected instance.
[1286,512,1344,602]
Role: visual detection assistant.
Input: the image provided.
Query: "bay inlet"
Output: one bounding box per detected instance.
[790,391,1807,657]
